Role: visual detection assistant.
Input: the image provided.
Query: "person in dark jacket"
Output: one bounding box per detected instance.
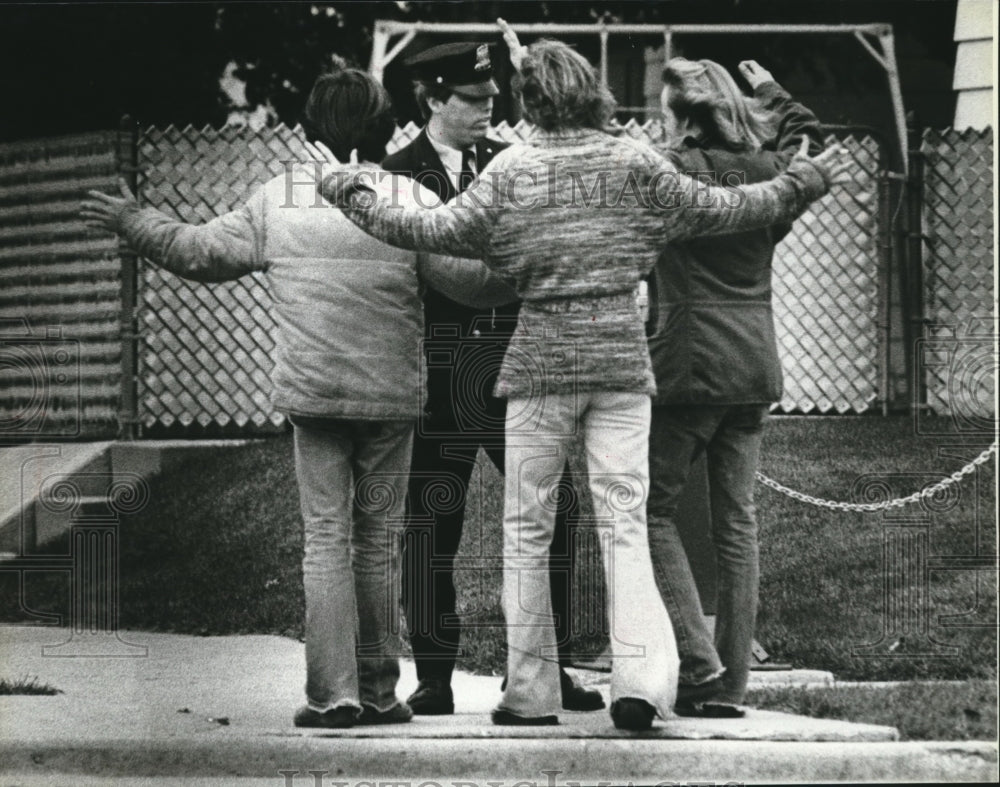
[646,58,825,716]
[381,41,604,717]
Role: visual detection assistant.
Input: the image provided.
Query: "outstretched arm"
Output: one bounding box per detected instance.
[319,166,498,260]
[80,179,262,282]
[418,253,518,307]
[653,138,848,242]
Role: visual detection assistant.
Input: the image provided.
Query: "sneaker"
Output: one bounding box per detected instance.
[491,708,559,726]
[406,678,454,715]
[356,701,414,725]
[610,697,656,731]
[560,668,605,711]
[293,705,357,729]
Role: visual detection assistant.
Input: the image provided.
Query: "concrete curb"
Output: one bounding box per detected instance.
[1,627,996,783]
[2,739,996,782]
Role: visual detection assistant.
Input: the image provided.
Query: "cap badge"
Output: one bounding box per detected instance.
[475,44,491,71]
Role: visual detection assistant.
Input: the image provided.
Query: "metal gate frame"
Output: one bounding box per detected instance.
[368,20,909,176]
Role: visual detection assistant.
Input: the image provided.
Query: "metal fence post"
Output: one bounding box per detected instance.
[876,139,892,415]
[116,114,140,440]
[903,113,928,414]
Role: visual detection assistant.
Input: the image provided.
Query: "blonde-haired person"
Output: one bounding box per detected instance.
[646,57,826,717]
[659,57,780,151]
[319,24,846,731]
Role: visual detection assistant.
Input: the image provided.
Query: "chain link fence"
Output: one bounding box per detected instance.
[136,125,311,431]
[919,128,995,423]
[131,120,889,433]
[3,120,986,438]
[772,132,883,414]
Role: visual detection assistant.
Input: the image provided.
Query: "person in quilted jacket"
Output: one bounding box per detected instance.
[81,68,513,731]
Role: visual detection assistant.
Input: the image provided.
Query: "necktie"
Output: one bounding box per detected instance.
[458,148,476,193]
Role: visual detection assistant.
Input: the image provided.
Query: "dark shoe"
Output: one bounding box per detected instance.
[293,705,357,729]
[610,697,656,731]
[674,700,745,718]
[674,676,745,717]
[491,708,559,726]
[406,678,454,715]
[560,668,605,711]
[676,676,726,705]
[356,701,414,725]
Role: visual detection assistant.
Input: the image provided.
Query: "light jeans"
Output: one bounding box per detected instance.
[497,392,679,719]
[292,416,413,713]
[647,404,767,703]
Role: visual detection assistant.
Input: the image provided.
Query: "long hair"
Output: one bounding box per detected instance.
[303,69,396,164]
[516,39,615,131]
[661,58,777,152]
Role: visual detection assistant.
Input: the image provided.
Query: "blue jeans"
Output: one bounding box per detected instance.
[497,392,679,719]
[292,416,413,713]
[647,404,767,704]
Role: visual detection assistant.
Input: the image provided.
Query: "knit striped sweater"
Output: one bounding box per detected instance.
[325,128,830,399]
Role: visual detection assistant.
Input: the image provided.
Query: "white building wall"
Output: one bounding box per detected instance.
[953,0,995,129]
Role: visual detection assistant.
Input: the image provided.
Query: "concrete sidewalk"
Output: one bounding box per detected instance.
[0,626,996,783]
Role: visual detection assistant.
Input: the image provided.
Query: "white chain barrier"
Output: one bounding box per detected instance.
[755,443,997,512]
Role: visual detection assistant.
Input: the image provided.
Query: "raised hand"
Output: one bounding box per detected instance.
[80,178,138,234]
[303,139,357,166]
[497,18,527,72]
[737,60,774,90]
[793,136,852,187]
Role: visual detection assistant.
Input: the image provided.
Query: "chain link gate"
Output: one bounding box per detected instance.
[771,131,886,414]
[131,121,890,434]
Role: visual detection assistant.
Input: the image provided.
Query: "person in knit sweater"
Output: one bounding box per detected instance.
[81,69,511,731]
[380,43,602,717]
[645,58,826,717]
[318,33,844,731]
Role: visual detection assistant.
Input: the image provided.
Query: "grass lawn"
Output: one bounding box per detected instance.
[1,415,995,694]
[755,415,996,681]
[746,680,998,742]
